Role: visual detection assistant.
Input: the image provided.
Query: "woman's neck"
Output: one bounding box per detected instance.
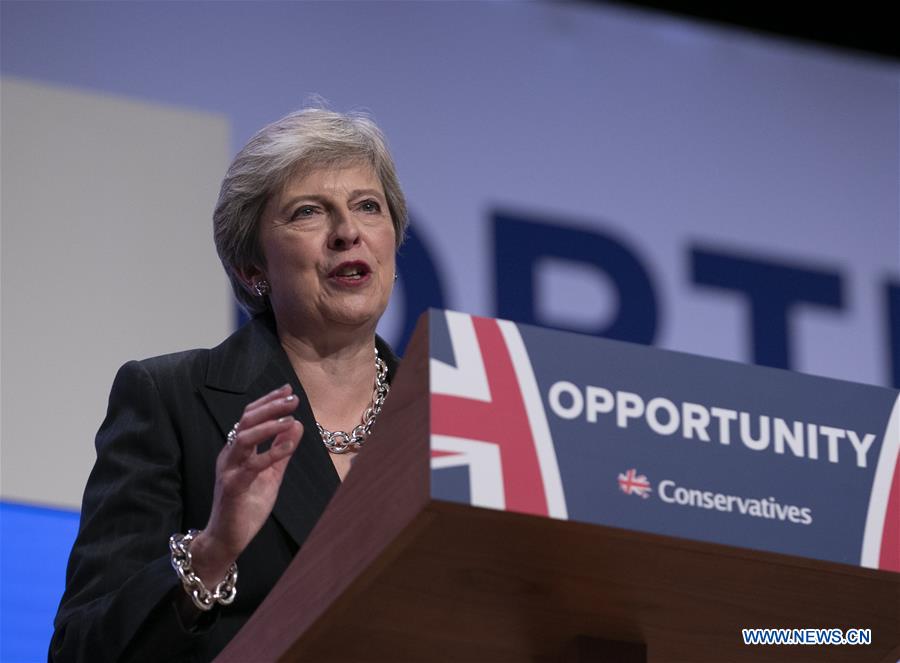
[278,327,378,433]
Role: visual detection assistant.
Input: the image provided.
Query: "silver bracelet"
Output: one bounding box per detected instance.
[169,529,238,611]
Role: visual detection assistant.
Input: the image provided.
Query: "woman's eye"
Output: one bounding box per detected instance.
[291,205,316,220]
[359,200,381,213]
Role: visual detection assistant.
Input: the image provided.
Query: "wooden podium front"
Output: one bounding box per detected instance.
[216,316,900,663]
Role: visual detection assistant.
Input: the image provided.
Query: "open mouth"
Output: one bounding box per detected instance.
[329,261,371,282]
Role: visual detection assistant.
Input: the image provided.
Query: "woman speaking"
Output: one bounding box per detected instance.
[50,108,407,662]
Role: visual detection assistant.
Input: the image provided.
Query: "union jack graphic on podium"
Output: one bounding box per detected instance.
[618,469,652,499]
[429,311,568,519]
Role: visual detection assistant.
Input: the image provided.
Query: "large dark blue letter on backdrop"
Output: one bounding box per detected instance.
[691,247,844,370]
[493,212,658,345]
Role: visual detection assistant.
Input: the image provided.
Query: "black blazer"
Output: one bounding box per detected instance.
[50,313,399,663]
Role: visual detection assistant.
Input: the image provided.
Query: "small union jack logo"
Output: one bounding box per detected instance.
[618,468,652,498]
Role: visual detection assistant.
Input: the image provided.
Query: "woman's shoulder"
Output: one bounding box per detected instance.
[109,348,212,401]
[118,316,270,392]
[136,346,211,372]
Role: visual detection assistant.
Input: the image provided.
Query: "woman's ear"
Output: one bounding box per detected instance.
[236,265,267,296]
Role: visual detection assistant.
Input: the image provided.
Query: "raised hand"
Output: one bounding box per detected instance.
[190,384,303,586]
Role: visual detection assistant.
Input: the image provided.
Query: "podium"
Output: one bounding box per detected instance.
[216,311,900,662]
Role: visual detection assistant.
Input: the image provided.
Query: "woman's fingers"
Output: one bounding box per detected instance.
[230,415,297,454]
[237,387,299,432]
[220,382,304,474]
[215,418,303,504]
[222,384,299,457]
[244,421,303,473]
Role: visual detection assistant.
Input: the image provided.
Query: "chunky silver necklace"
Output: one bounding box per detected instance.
[317,349,389,454]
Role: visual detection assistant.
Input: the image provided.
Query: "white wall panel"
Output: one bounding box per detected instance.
[1,78,231,508]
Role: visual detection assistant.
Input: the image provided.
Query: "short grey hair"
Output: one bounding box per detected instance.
[213,108,408,315]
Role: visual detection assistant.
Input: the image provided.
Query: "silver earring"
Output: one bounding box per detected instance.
[253,280,270,296]
[393,273,399,282]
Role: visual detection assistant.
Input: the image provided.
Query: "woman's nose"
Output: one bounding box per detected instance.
[327,211,361,250]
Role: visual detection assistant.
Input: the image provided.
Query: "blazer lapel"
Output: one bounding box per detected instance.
[199,314,341,550]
